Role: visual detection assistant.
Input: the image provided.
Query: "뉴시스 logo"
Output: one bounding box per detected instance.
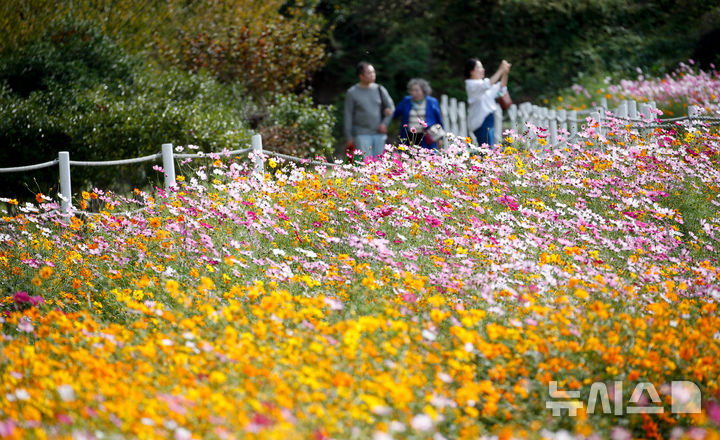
[546,380,701,416]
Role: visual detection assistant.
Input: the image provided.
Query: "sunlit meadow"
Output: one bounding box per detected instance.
[2,67,720,439]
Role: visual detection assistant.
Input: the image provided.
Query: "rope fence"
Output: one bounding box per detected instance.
[174,147,253,159]
[68,153,162,167]
[267,151,343,168]
[0,134,352,215]
[3,96,720,215]
[0,135,265,213]
[0,159,59,173]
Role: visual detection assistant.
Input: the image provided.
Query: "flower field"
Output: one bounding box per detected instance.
[2,70,720,439]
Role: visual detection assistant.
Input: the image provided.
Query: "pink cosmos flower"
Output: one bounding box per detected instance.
[18,317,34,333]
[0,419,16,437]
[708,400,720,426]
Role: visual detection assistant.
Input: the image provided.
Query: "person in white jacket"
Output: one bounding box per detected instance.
[464,58,511,146]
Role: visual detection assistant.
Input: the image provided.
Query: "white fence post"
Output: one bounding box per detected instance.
[440,95,449,136]
[628,100,638,119]
[458,101,467,139]
[508,104,518,137]
[252,134,264,177]
[162,143,176,191]
[494,107,502,145]
[449,97,459,137]
[539,107,549,129]
[557,109,567,135]
[688,104,701,132]
[549,109,558,146]
[569,110,578,138]
[519,102,532,137]
[58,151,72,213]
[595,107,605,139]
[616,101,628,119]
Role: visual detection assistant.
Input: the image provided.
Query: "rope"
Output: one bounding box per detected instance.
[0,159,59,173]
[28,204,151,220]
[69,153,162,167]
[175,147,253,159]
[266,151,344,168]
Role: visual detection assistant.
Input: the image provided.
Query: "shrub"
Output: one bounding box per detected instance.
[258,94,336,159]
[0,19,137,97]
[0,63,255,200]
[156,0,328,95]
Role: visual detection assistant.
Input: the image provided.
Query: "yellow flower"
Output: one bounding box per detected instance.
[574,288,589,300]
[200,277,216,292]
[210,371,227,384]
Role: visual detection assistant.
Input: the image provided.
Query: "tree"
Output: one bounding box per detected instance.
[154,0,329,95]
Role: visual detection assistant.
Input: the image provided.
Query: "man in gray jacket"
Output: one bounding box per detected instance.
[344,61,395,160]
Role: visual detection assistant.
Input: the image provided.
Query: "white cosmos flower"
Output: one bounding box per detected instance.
[410,414,433,431]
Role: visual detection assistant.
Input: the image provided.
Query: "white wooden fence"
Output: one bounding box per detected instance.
[438,94,713,147]
[439,93,501,144]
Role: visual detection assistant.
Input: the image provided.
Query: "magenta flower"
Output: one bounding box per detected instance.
[496,195,519,211]
[708,400,720,426]
[13,291,44,307]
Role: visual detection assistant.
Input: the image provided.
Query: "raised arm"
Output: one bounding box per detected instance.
[489,60,511,85]
[500,62,511,88]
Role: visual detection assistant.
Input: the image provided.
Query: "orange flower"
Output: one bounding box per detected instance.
[39,266,54,280]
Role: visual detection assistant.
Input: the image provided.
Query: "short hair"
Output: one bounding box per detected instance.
[356,61,372,76]
[464,58,480,79]
[407,78,432,97]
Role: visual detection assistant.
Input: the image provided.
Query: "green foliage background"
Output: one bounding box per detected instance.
[0,2,333,200]
[314,0,720,104]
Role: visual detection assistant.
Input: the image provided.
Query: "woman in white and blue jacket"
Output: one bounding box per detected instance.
[393,78,444,149]
[465,58,511,147]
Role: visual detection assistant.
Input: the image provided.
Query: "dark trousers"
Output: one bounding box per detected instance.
[473,113,495,146]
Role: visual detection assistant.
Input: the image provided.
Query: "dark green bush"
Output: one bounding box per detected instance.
[0,19,137,97]
[316,0,718,103]
[258,94,336,159]
[0,54,255,200]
